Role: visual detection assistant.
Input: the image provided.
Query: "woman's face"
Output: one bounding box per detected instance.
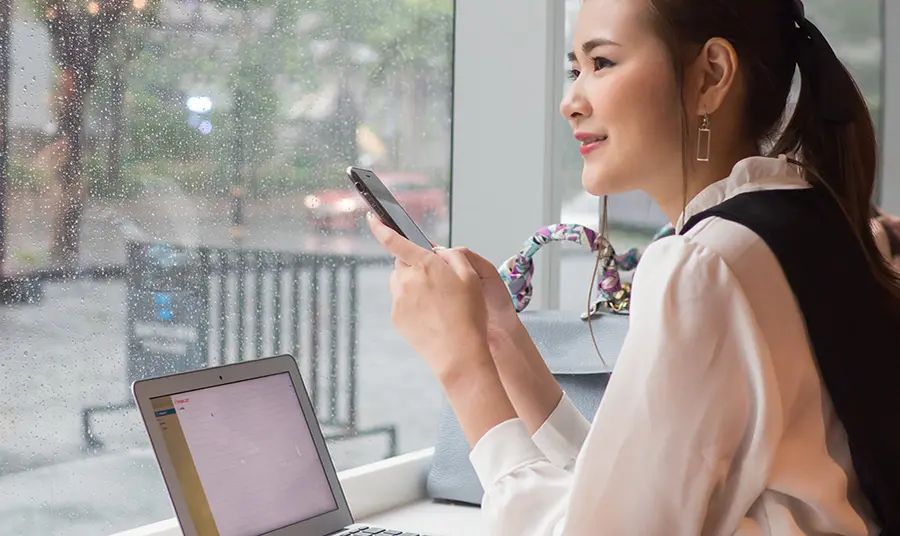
[562,0,685,197]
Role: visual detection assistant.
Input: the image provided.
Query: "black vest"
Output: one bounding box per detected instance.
[681,188,900,535]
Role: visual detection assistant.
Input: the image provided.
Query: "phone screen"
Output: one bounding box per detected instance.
[347,167,434,251]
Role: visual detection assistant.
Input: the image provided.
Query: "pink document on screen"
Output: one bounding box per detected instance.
[174,373,338,536]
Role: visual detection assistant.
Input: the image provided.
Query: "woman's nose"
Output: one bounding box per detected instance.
[560,81,590,120]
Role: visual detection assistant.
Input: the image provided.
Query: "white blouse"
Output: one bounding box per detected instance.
[469,156,880,535]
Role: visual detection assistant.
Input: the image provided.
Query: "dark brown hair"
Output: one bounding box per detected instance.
[644,0,900,307]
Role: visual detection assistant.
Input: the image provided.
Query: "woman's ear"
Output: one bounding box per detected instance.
[684,37,740,116]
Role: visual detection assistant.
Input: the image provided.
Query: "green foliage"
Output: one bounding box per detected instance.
[249,164,318,197]
[6,159,46,192]
[366,0,453,82]
[231,42,281,180]
[126,93,209,163]
[86,155,147,200]
[11,248,46,268]
[67,0,455,199]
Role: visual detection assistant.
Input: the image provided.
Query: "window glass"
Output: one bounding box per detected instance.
[0,0,453,534]
[557,0,884,313]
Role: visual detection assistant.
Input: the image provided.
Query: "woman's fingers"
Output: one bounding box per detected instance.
[435,248,480,288]
[367,212,432,266]
[436,247,497,281]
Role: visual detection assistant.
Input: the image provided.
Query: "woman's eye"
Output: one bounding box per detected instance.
[592,57,615,70]
[567,57,614,81]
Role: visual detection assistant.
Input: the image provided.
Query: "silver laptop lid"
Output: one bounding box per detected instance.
[133,354,354,536]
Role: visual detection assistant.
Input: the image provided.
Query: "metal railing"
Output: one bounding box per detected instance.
[79,242,398,457]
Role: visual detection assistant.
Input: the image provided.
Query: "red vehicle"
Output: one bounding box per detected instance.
[304,172,447,233]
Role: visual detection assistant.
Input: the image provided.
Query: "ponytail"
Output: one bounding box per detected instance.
[646,0,899,306]
[769,3,900,309]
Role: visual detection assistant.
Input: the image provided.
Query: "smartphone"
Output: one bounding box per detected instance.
[346,166,434,251]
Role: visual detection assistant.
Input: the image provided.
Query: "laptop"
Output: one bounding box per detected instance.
[133,354,428,536]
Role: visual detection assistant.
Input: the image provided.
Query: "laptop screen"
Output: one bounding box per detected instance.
[150,372,339,536]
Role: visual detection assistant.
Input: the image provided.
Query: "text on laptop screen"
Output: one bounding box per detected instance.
[150,372,338,536]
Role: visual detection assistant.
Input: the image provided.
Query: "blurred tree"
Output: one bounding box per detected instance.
[101,29,142,196]
[29,0,158,267]
[291,0,385,180]
[297,0,452,174]
[365,0,453,169]
[114,0,303,197]
[88,21,150,199]
[229,32,281,200]
[82,0,453,199]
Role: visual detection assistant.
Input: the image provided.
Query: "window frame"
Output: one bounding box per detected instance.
[880,0,900,212]
[449,0,567,310]
[114,0,568,531]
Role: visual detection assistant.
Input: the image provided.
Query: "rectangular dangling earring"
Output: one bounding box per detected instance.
[696,113,711,162]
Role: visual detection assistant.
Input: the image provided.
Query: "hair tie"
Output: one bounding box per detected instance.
[496,223,641,316]
[789,0,858,124]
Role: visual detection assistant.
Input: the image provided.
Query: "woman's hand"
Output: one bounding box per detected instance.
[366,214,492,383]
[432,246,522,347]
[367,214,519,444]
[429,245,564,434]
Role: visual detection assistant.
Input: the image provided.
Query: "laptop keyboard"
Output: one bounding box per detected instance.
[337,526,431,536]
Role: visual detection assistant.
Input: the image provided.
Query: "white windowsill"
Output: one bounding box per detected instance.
[110,448,485,536]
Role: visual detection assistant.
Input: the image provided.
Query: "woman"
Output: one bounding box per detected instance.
[368,0,900,534]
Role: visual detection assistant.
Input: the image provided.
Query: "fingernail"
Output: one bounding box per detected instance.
[366,212,374,221]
